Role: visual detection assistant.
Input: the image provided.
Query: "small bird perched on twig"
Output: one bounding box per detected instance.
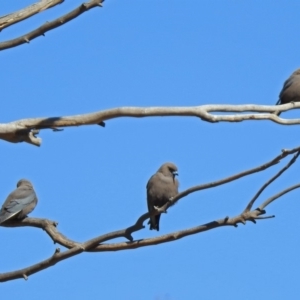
[275,68,300,116]
[146,162,179,231]
[0,179,38,224]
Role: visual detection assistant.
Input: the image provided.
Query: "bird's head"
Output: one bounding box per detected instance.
[17,179,33,189]
[292,68,300,76]
[158,162,178,178]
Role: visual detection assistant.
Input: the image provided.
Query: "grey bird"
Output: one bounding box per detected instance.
[275,68,300,116]
[0,179,38,224]
[146,162,179,231]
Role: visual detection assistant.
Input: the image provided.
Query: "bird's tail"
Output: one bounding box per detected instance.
[0,211,20,224]
[149,214,160,231]
[273,99,282,116]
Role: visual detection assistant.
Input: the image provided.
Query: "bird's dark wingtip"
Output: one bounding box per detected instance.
[149,223,159,231]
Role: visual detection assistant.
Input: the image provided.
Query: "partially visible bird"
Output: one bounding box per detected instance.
[146,162,179,231]
[275,68,300,116]
[0,179,38,224]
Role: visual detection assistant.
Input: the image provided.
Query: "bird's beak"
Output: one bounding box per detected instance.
[173,171,178,176]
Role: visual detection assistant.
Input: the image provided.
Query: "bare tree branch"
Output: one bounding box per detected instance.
[0,0,104,51]
[0,246,84,282]
[259,183,300,210]
[1,103,300,146]
[0,199,282,282]
[1,145,299,282]
[90,210,270,252]
[0,0,63,31]
[244,151,300,212]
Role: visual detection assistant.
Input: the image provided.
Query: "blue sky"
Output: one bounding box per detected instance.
[1,1,300,299]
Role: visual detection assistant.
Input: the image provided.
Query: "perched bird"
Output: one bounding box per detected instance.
[146,162,179,231]
[0,179,38,224]
[275,68,300,116]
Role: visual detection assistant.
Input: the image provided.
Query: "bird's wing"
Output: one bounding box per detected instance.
[4,192,36,213]
[146,174,155,189]
[279,77,294,98]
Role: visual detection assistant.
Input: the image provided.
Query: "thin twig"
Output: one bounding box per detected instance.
[0,0,104,51]
[244,151,300,212]
[259,183,300,210]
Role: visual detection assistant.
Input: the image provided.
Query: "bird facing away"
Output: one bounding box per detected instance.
[0,179,38,224]
[275,68,300,116]
[147,162,179,231]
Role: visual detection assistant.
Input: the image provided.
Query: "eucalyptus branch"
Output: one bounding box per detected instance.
[0,0,63,31]
[1,104,300,146]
